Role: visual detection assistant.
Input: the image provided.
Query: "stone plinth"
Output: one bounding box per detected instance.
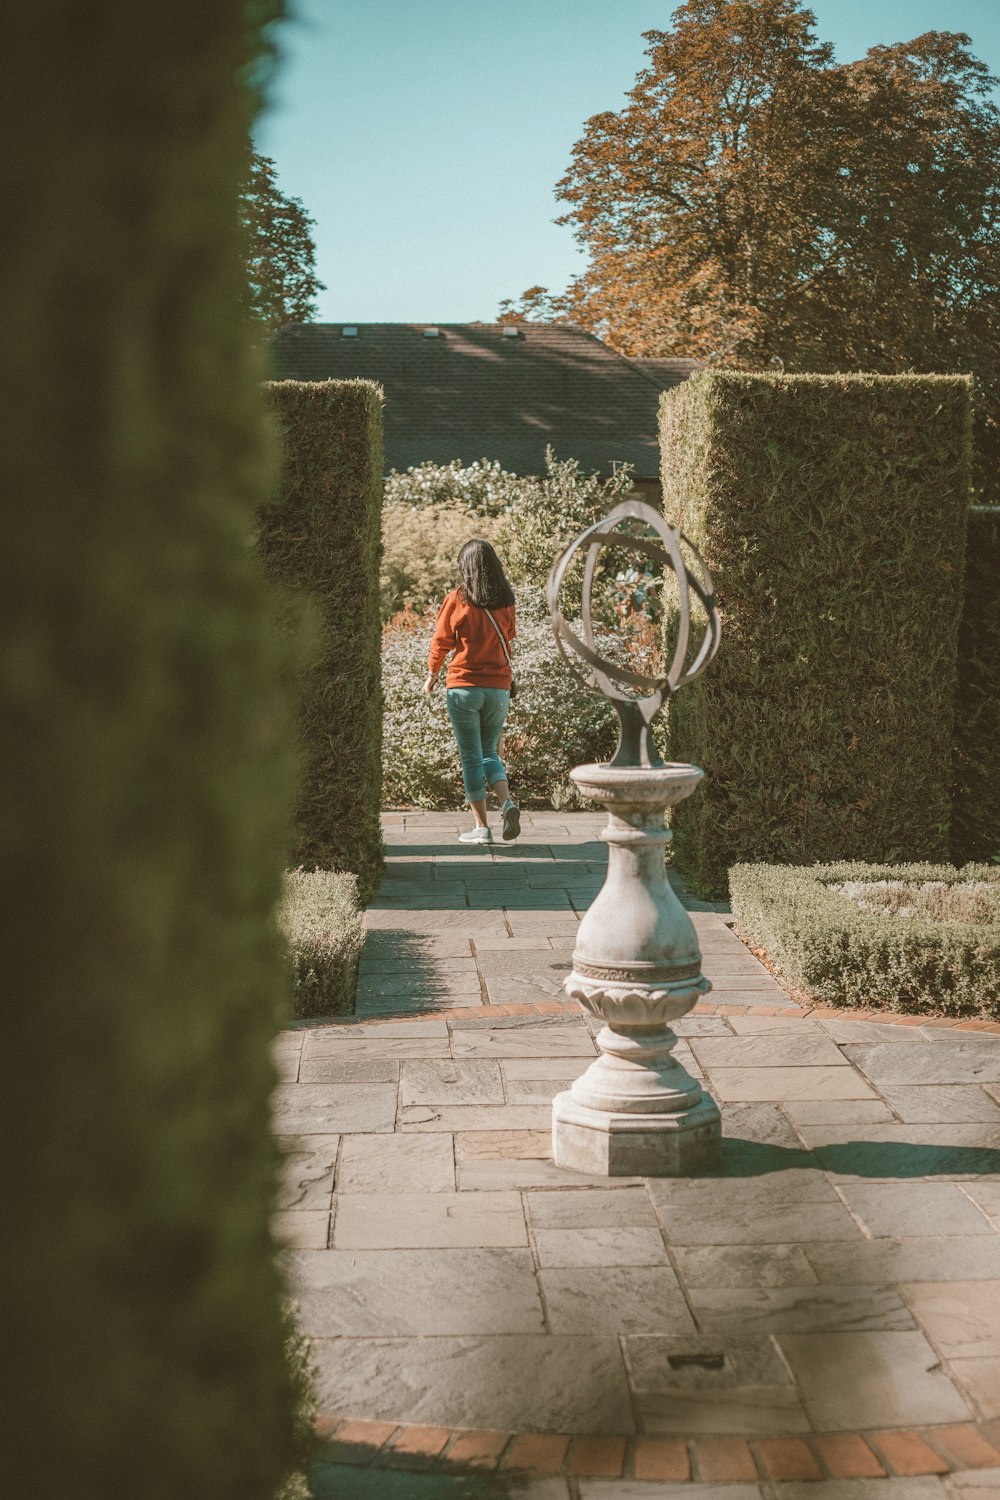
[552,762,722,1177]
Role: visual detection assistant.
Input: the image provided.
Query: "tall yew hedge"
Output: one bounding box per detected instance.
[661,372,972,898]
[1,5,303,1498]
[952,508,1000,863]
[260,380,385,902]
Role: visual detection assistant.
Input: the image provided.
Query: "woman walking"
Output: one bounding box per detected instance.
[424,539,521,845]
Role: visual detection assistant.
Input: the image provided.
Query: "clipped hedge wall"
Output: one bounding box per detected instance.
[729,862,1000,1016]
[661,372,973,898]
[1,4,304,1498]
[952,509,1000,864]
[260,380,384,901]
[281,869,364,1017]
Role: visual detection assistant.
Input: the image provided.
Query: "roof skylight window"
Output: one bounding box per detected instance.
[342,326,358,337]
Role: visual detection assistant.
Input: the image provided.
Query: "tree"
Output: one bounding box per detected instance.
[505,0,1000,486]
[240,149,324,333]
[496,285,569,324]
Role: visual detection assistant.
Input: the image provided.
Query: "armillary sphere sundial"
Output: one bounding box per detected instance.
[546,499,723,1175]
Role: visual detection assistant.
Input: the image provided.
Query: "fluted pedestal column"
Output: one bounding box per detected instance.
[553,763,722,1176]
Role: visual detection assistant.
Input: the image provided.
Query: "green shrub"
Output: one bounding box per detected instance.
[661,371,973,898]
[0,4,304,1497]
[952,508,1000,864]
[381,590,617,808]
[380,500,501,619]
[260,380,384,901]
[281,869,364,1017]
[729,861,1000,1016]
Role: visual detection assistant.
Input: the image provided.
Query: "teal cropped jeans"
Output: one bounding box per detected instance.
[446,686,510,802]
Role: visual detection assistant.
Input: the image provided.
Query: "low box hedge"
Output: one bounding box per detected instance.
[281,869,364,1018]
[729,860,1000,1017]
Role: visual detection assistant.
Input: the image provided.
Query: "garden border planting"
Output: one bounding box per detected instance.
[729,860,1000,1017]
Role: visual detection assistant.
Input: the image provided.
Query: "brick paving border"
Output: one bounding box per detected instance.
[314,1415,1000,1482]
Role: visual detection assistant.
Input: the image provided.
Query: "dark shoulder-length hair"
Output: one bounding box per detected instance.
[457,538,515,610]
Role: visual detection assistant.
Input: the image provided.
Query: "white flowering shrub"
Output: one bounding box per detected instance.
[384,457,527,517]
[380,501,500,620]
[381,590,620,807]
[496,450,637,608]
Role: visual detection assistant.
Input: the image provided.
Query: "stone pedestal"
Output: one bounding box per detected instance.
[552,762,722,1176]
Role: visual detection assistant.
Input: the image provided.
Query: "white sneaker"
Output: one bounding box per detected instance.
[458,825,493,844]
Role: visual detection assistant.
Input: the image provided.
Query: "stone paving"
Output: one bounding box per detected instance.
[275,811,1000,1496]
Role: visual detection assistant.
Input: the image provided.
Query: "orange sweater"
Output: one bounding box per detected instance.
[429,590,516,688]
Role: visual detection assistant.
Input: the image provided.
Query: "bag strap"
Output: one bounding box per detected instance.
[483,608,513,670]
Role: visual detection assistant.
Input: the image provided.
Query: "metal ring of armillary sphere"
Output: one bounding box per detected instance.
[546,499,721,768]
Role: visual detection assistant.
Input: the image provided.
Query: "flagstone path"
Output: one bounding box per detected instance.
[275,811,1000,1496]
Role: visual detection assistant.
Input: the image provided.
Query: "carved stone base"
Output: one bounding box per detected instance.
[552,1090,721,1177]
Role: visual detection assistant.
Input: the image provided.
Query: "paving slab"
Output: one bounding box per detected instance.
[844,1039,1000,1085]
[689,1283,914,1334]
[879,1085,1000,1123]
[690,1034,850,1069]
[458,1158,641,1191]
[706,1065,877,1102]
[333,1191,527,1249]
[900,1279,1000,1357]
[337,1134,456,1194]
[400,1060,505,1107]
[400,1105,553,1132]
[795,1124,1000,1178]
[276,1134,339,1210]
[839,1181,995,1238]
[625,1335,810,1435]
[540,1266,696,1335]
[288,1248,544,1335]
[532,1227,670,1268]
[452,1026,595,1058]
[673,1243,819,1288]
[951,1356,1000,1419]
[805,1235,1000,1284]
[310,1335,635,1434]
[272,1083,397,1134]
[526,1187,658,1229]
[775,1330,972,1429]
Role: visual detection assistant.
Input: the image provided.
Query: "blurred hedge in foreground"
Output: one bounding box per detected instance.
[261,380,384,901]
[0,4,306,1499]
[952,508,1000,863]
[661,371,972,898]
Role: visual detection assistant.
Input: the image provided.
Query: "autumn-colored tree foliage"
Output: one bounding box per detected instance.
[241,149,324,334]
[509,0,1000,487]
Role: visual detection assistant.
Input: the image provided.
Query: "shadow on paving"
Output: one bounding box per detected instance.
[310,1464,523,1498]
[381,843,605,863]
[712,1137,1000,1178]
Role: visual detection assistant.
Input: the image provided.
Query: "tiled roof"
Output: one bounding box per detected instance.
[270,322,698,477]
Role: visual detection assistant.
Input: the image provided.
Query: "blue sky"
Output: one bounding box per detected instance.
[255,0,1000,323]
